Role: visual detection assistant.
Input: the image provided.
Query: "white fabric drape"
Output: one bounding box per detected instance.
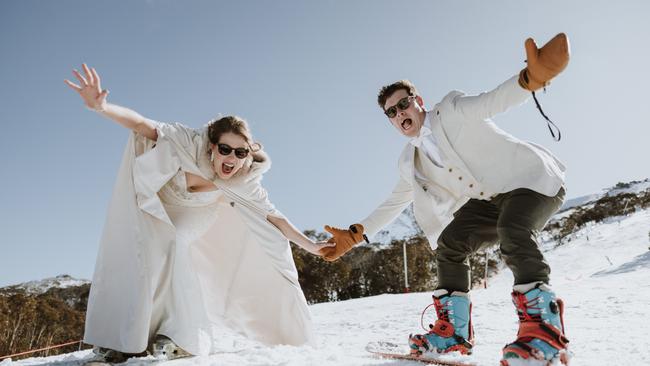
[83,122,314,354]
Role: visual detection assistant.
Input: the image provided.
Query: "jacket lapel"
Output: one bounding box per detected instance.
[399,110,479,189]
[398,144,416,183]
[429,109,478,182]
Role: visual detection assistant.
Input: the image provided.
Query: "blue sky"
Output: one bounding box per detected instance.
[1,1,648,287]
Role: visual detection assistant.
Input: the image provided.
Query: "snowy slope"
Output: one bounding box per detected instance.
[6,209,650,366]
[557,179,650,216]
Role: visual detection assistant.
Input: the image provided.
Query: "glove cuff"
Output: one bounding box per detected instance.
[349,224,370,244]
[518,68,546,91]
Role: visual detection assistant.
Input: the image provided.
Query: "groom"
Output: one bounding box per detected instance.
[321,33,571,365]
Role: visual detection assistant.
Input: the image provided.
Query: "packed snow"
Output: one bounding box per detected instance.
[5,208,650,366]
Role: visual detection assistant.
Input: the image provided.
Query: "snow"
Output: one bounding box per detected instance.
[604,179,650,197]
[559,194,600,212]
[559,179,650,213]
[2,275,90,295]
[8,209,650,366]
[373,206,421,244]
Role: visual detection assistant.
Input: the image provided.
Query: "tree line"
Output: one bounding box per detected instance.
[0,285,89,360]
[291,231,500,304]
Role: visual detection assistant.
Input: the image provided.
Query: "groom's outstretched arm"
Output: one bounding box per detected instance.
[320,177,413,261]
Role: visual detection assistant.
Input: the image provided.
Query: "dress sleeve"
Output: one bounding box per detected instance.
[152,121,197,150]
[246,178,285,219]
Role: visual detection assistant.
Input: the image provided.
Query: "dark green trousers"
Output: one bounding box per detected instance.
[436,187,565,293]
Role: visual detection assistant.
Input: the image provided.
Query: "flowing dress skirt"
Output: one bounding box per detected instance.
[149,171,313,355]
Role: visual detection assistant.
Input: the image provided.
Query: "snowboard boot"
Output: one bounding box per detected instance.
[152,334,192,360]
[501,283,570,366]
[409,289,474,356]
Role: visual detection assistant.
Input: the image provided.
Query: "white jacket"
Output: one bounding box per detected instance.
[360,75,566,248]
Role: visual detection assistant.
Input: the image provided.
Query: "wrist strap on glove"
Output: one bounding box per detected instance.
[349,224,370,244]
[531,89,561,142]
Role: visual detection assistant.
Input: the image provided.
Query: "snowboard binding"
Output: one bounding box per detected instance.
[501,283,570,366]
[409,290,474,356]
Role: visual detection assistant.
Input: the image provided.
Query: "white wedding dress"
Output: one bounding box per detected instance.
[146,170,312,355]
[84,124,313,355]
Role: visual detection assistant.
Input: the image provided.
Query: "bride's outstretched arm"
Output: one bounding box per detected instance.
[65,63,158,141]
[267,215,335,256]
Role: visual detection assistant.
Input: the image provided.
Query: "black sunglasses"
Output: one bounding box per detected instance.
[384,95,416,118]
[217,143,250,159]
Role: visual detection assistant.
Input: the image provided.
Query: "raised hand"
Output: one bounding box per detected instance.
[64,63,109,111]
[319,224,368,262]
[518,33,570,91]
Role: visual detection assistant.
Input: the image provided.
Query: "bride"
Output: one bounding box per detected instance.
[65,64,332,362]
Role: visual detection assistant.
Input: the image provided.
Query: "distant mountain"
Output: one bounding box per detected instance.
[559,178,650,211]
[545,178,650,243]
[0,275,90,360]
[373,205,422,244]
[1,275,89,296]
[559,193,601,211]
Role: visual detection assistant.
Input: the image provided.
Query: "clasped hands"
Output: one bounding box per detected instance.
[318,223,368,262]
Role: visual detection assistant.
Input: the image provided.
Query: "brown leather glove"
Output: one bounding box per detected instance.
[518,33,570,91]
[319,224,369,262]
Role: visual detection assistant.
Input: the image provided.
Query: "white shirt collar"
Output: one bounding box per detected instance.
[409,113,432,148]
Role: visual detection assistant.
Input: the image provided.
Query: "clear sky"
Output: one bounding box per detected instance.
[1,1,648,287]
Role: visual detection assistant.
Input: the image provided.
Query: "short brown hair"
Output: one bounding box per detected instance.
[377,80,419,110]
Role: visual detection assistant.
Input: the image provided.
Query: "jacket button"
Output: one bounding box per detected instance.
[448,168,453,173]
[422,185,428,192]
[480,192,484,196]
[469,184,474,188]
[436,110,440,115]
[230,202,235,207]
[458,176,463,180]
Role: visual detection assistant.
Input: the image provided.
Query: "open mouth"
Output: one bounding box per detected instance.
[222,162,235,175]
[401,118,413,131]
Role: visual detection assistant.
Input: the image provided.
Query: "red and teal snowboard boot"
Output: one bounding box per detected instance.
[409,289,474,356]
[501,283,570,366]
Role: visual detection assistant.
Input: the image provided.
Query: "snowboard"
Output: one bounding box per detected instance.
[366,341,477,366]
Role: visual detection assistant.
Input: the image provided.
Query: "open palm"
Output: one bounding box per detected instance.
[64,63,108,111]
